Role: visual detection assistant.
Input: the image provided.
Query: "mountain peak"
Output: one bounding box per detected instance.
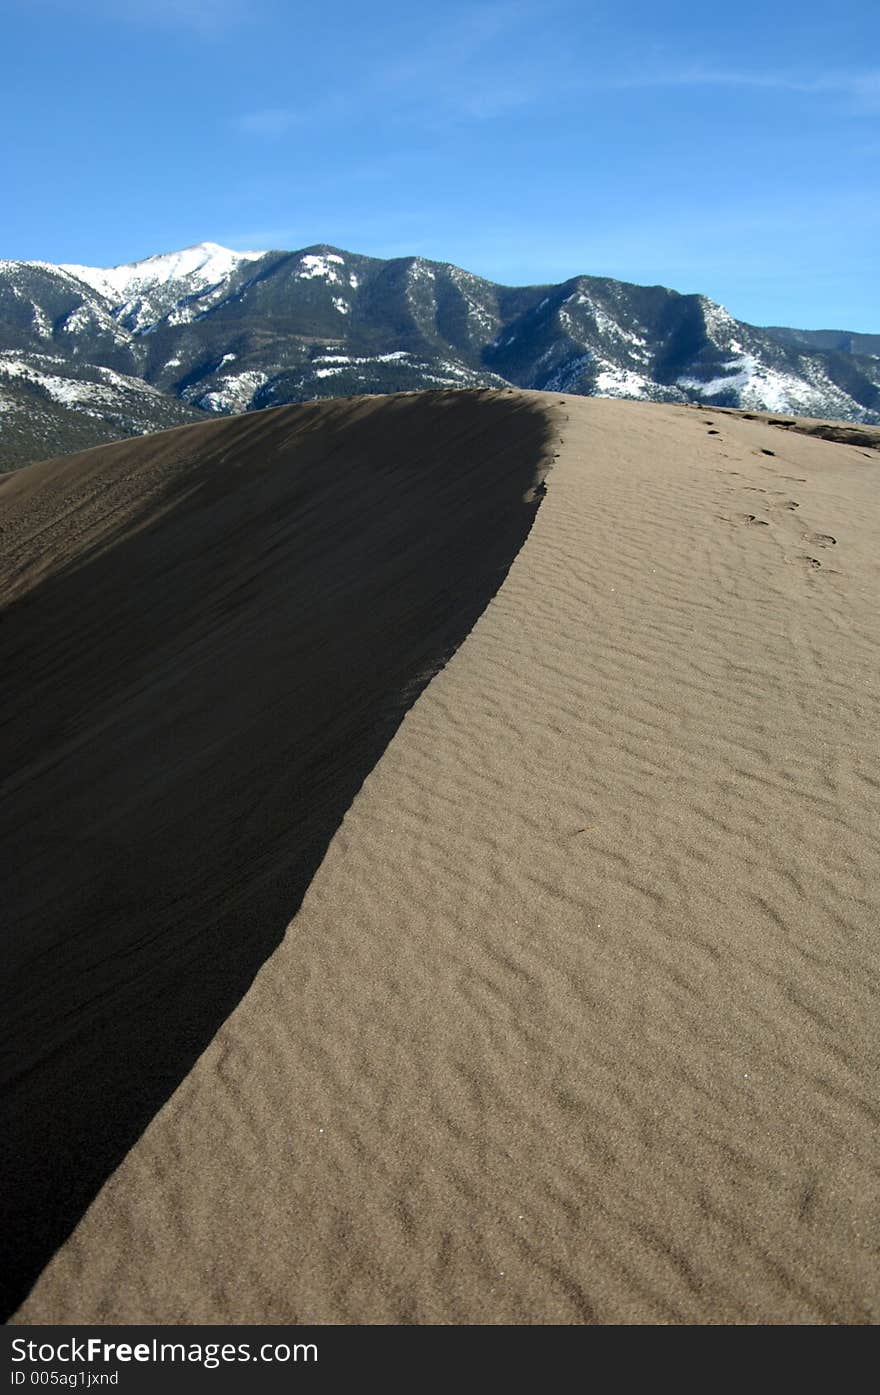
[1,242,877,474]
[59,241,265,302]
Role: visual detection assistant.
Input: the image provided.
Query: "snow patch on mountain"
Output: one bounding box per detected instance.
[594,365,658,398]
[61,305,98,335]
[61,242,263,301]
[195,369,270,413]
[295,254,345,283]
[677,351,862,417]
[700,297,739,346]
[542,354,594,392]
[32,306,52,339]
[573,295,649,354]
[0,352,168,413]
[50,242,266,334]
[312,350,413,378]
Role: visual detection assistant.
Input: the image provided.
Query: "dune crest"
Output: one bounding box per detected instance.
[1,390,552,1318]
[7,393,880,1324]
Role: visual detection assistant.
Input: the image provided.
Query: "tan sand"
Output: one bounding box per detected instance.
[7,393,880,1323]
[0,390,551,1318]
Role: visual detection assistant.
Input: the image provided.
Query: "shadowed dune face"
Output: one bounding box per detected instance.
[0,390,553,1317]
[12,394,878,1328]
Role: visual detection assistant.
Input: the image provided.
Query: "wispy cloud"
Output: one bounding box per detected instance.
[233,89,354,139]
[599,65,880,112]
[235,109,302,138]
[232,0,559,140]
[373,0,556,122]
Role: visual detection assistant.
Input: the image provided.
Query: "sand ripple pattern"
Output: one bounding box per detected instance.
[17,397,880,1324]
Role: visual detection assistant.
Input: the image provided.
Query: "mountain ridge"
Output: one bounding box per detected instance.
[2,241,877,469]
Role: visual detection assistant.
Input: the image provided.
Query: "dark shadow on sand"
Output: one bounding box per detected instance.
[0,390,552,1316]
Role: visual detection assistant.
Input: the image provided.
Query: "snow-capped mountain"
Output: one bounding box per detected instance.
[1,241,877,470]
[56,241,266,333]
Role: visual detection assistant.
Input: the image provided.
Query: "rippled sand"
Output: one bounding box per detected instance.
[7,393,879,1323]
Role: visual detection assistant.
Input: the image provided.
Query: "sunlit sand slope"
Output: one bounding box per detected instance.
[11,396,880,1324]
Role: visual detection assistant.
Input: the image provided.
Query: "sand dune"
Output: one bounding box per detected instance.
[5,392,879,1324]
[0,390,551,1319]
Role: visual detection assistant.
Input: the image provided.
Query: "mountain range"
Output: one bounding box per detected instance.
[1,240,878,470]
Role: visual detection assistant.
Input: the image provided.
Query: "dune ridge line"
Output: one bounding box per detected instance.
[7,393,880,1324]
[1,389,554,1319]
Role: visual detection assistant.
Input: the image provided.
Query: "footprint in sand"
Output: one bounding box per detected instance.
[760,448,776,456]
[707,429,721,436]
[716,511,770,527]
[805,532,837,548]
[743,491,800,511]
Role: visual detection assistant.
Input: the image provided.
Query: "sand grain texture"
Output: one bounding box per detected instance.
[1,390,550,1317]
[7,394,880,1323]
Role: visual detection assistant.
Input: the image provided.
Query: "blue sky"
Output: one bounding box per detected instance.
[3,0,878,329]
